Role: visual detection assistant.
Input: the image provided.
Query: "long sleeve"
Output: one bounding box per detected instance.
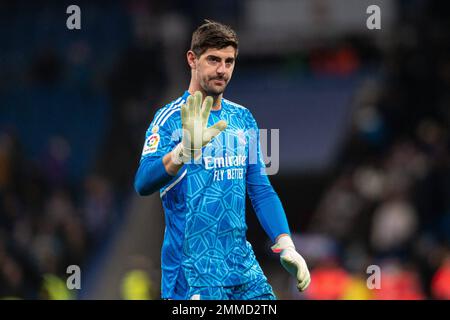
[246,112,291,243]
[134,156,173,196]
[134,101,183,196]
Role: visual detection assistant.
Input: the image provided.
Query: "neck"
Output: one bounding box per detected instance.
[188,82,222,110]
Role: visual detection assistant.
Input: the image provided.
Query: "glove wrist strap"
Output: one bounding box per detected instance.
[271,235,295,253]
[172,144,203,164]
[172,143,184,165]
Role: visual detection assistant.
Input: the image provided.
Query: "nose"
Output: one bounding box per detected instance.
[216,61,226,75]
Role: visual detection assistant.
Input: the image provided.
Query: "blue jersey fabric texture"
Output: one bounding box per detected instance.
[134,91,291,299]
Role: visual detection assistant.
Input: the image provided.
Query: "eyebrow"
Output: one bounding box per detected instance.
[207,55,235,63]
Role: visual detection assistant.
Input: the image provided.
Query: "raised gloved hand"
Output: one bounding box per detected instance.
[173,91,227,164]
[271,235,311,292]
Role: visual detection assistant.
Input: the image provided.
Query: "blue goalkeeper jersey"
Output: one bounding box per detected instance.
[135,91,290,298]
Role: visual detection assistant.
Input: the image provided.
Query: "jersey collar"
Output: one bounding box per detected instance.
[183,90,225,111]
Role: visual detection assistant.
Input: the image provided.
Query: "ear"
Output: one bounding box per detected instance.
[187,50,197,69]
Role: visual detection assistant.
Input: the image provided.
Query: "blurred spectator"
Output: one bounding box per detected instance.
[0,249,25,298]
[373,261,425,300]
[40,136,71,188]
[303,260,351,300]
[309,173,364,243]
[431,252,450,299]
[82,175,115,245]
[341,275,374,300]
[370,198,418,255]
[40,274,74,300]
[121,269,155,300]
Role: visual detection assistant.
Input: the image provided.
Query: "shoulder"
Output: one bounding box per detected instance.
[223,98,258,126]
[150,95,186,130]
[222,98,248,113]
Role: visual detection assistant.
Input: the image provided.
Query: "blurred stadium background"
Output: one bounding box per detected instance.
[1,0,449,300]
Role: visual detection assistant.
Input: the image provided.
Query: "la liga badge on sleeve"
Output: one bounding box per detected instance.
[142,132,160,155]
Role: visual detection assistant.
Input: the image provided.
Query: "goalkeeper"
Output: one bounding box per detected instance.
[134,20,310,300]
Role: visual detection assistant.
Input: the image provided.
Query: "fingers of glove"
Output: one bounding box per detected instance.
[281,251,309,284]
[294,258,310,291]
[201,96,213,123]
[181,103,188,126]
[299,272,311,291]
[193,91,202,118]
[294,255,308,280]
[280,254,300,278]
[209,120,227,133]
[298,275,311,292]
[181,104,191,142]
[186,95,194,118]
[203,120,227,144]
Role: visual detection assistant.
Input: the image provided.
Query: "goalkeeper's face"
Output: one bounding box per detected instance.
[192,46,236,96]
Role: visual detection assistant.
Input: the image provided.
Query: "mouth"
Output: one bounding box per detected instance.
[212,79,226,86]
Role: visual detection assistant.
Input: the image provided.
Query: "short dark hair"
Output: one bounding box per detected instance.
[190,19,238,57]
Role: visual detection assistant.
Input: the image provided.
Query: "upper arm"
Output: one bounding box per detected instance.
[139,107,182,163]
[134,105,183,195]
[246,110,267,179]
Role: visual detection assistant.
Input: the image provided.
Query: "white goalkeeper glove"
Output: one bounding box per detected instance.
[271,235,311,292]
[173,91,227,164]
